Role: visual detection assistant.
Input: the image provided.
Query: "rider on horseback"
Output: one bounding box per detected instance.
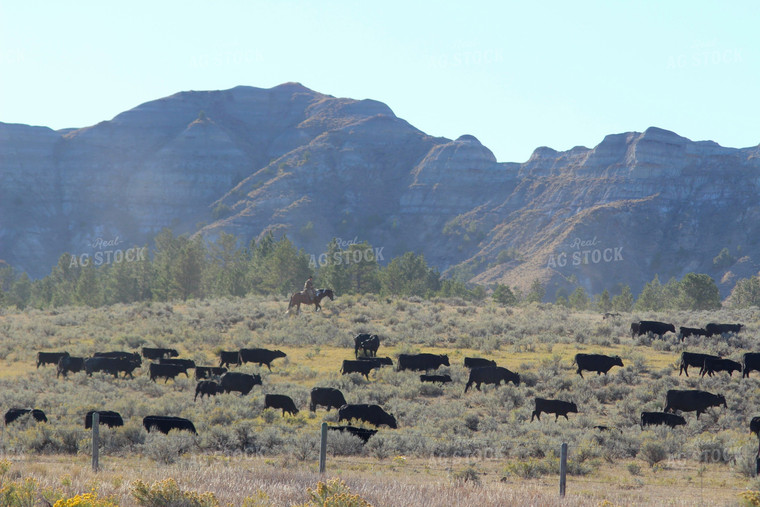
[303,275,316,303]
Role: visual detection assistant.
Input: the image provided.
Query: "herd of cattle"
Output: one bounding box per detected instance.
[15,319,760,448]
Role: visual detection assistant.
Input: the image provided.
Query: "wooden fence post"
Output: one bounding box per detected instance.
[559,442,567,498]
[319,422,327,474]
[92,412,100,472]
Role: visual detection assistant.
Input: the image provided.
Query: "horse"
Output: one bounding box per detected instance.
[286,288,334,315]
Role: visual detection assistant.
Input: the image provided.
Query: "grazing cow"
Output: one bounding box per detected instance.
[310,387,347,412]
[679,326,709,340]
[679,352,720,377]
[357,356,394,367]
[5,408,47,425]
[195,366,227,380]
[264,394,299,416]
[573,353,623,378]
[84,410,124,429]
[194,380,220,401]
[143,415,197,435]
[663,389,727,419]
[701,357,741,377]
[219,350,241,368]
[354,334,380,358]
[530,398,578,422]
[158,358,196,371]
[705,323,743,337]
[641,411,686,428]
[238,348,286,371]
[141,347,179,360]
[341,360,377,379]
[94,351,141,364]
[743,353,760,378]
[464,357,497,369]
[397,353,450,372]
[219,372,262,395]
[37,351,69,368]
[633,320,676,338]
[85,356,141,378]
[338,404,397,429]
[57,356,85,378]
[464,366,520,392]
[328,425,377,443]
[420,374,452,384]
[149,363,188,383]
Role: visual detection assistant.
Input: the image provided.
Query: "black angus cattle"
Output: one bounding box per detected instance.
[194,380,220,401]
[57,356,85,378]
[641,411,687,428]
[328,425,377,443]
[743,353,760,378]
[149,363,187,383]
[264,394,299,416]
[357,356,393,367]
[397,353,450,372]
[195,366,228,379]
[630,322,640,338]
[751,417,760,437]
[705,323,743,337]
[37,351,69,368]
[338,404,397,429]
[159,358,196,370]
[632,320,676,338]
[464,366,520,392]
[354,333,380,357]
[142,347,179,360]
[85,356,141,378]
[143,415,197,435]
[238,348,286,371]
[701,357,741,377]
[663,389,726,419]
[679,326,709,340]
[219,372,262,395]
[464,357,497,369]
[5,408,47,425]
[679,352,720,377]
[310,387,347,412]
[420,374,452,384]
[84,410,124,429]
[573,353,623,378]
[530,398,578,422]
[94,351,141,364]
[341,360,377,379]
[219,350,241,368]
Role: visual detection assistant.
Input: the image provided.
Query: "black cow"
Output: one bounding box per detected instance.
[194,380,220,401]
[84,410,124,429]
[743,353,760,378]
[420,374,452,384]
[338,404,397,429]
[85,356,141,378]
[573,353,623,378]
[159,358,196,370]
[57,356,85,378]
[630,322,640,338]
[633,320,676,338]
[663,389,727,419]
[341,360,377,379]
[464,357,497,369]
[530,398,578,422]
[464,366,520,392]
[701,357,741,377]
[219,372,262,395]
[238,348,286,371]
[641,411,686,428]
[354,334,380,357]
[679,352,719,377]
[751,417,760,437]
[149,363,187,383]
[37,351,69,368]
[705,323,743,337]
[679,326,709,340]
[142,347,179,360]
[264,394,299,416]
[143,415,197,435]
[397,353,450,372]
[94,351,141,364]
[328,425,377,443]
[5,408,47,425]
[310,387,347,412]
[219,350,241,368]
[357,356,394,367]
[195,366,228,380]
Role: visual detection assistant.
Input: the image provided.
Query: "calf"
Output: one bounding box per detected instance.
[679,326,709,340]
[420,374,452,384]
[701,357,741,377]
[328,425,377,443]
[573,353,623,378]
[195,380,220,401]
[264,394,299,416]
[530,398,578,422]
[641,411,686,428]
[84,410,124,429]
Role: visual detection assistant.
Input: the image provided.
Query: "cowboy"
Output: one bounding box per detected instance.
[303,275,316,303]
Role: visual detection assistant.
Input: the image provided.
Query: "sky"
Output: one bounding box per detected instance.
[1,1,758,162]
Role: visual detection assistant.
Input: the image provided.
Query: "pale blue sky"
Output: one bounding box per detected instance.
[1,1,757,162]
